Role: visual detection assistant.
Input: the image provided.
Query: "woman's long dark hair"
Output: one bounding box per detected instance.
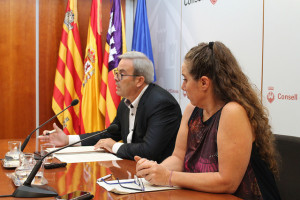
[185,41,278,175]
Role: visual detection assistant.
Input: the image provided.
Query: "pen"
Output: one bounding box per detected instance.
[97,174,112,182]
[46,129,55,135]
[38,129,55,138]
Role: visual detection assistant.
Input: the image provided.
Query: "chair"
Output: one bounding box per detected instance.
[274,134,300,200]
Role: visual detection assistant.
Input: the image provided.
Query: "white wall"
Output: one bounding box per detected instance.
[263,0,300,137]
[180,0,263,109]
[128,0,300,137]
[147,0,182,102]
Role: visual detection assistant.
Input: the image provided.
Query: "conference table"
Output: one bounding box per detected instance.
[0,139,241,200]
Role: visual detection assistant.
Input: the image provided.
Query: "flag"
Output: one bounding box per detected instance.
[99,0,127,128]
[132,0,156,81]
[81,0,104,134]
[52,0,84,135]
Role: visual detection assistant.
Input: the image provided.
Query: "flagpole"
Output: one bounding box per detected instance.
[125,0,135,51]
[35,0,40,152]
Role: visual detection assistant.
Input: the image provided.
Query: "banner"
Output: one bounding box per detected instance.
[52,0,84,135]
[81,0,104,133]
[99,0,127,128]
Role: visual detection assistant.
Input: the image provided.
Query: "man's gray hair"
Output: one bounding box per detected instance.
[119,51,154,84]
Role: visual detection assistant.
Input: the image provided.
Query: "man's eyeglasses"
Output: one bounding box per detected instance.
[99,175,145,192]
[113,69,140,81]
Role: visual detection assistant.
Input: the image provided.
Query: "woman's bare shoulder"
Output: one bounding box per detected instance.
[222,102,246,115]
[183,103,196,118]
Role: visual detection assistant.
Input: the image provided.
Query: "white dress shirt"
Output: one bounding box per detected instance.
[111,85,148,153]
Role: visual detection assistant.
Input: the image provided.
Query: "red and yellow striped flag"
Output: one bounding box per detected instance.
[99,0,127,128]
[52,0,84,135]
[81,0,104,134]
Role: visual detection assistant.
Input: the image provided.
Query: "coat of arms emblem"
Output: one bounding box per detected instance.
[210,0,217,5]
[64,10,75,30]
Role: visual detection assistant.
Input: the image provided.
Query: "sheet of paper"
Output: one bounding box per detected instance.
[54,152,122,163]
[46,146,104,154]
[98,178,179,194]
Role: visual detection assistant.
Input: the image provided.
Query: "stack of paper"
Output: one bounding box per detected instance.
[46,146,122,163]
[47,146,104,154]
[98,178,179,194]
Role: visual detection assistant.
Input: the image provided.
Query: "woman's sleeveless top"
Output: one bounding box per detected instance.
[183,107,281,200]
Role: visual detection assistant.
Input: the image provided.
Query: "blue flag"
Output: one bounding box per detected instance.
[132,0,156,82]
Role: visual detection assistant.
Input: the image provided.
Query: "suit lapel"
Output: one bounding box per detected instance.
[132,84,154,141]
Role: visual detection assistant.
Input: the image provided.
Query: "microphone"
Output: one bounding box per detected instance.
[12,124,119,198]
[21,99,79,152]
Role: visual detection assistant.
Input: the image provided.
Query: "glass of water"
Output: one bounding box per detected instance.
[15,153,36,184]
[7,141,21,159]
[40,143,55,164]
[4,141,22,168]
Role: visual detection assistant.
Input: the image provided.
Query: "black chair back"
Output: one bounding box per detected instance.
[275,134,300,200]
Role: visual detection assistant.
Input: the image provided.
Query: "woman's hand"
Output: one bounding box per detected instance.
[135,156,171,186]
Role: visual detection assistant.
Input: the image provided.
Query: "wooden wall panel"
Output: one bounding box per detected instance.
[0,0,36,139]
[39,0,68,133]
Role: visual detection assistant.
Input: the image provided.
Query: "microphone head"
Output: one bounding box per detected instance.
[107,124,119,134]
[71,99,79,106]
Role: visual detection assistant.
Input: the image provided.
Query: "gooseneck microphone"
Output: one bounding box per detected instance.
[12,124,119,198]
[21,99,79,152]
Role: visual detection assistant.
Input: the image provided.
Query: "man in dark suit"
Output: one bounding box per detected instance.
[41,51,182,162]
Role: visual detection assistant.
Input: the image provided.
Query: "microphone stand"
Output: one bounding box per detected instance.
[12,124,118,198]
[21,100,78,152]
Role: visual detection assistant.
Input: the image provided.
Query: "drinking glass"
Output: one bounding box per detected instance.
[7,141,21,159]
[40,143,55,164]
[15,153,36,184]
[4,141,22,168]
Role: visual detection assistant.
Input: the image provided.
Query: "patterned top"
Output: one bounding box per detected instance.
[184,107,281,200]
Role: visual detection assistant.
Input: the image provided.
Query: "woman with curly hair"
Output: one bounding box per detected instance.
[135,41,281,199]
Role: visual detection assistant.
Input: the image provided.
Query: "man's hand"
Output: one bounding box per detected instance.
[39,123,69,147]
[94,138,116,153]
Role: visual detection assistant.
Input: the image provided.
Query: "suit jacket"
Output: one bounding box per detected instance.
[79,83,182,162]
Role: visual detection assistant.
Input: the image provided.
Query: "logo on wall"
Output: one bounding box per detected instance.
[167,88,179,95]
[210,0,217,5]
[267,86,275,103]
[267,86,298,103]
[183,0,202,6]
